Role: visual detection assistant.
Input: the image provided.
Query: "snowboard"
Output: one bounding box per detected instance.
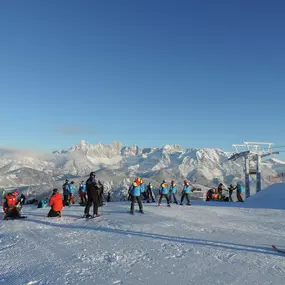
[272,245,285,253]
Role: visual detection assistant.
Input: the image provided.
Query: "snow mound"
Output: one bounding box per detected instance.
[246,183,285,210]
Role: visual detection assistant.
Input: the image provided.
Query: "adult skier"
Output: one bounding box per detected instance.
[79,181,87,205]
[169,180,178,204]
[146,182,155,203]
[68,181,75,205]
[48,188,63,217]
[180,180,192,205]
[129,177,144,214]
[84,172,101,218]
[158,180,170,207]
[62,179,70,206]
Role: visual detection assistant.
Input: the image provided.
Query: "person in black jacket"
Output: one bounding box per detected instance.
[84,172,101,218]
[98,180,105,207]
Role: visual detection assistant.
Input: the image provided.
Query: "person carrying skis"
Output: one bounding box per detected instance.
[48,188,63,217]
[79,181,87,205]
[158,180,170,207]
[129,177,144,214]
[62,179,70,206]
[169,180,178,204]
[68,181,75,205]
[180,180,192,205]
[84,172,101,218]
[236,182,244,202]
[3,189,23,219]
[146,182,155,203]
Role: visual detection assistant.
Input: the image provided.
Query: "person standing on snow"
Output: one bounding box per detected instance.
[98,180,105,207]
[140,179,148,202]
[129,177,144,214]
[84,172,101,218]
[236,182,244,202]
[169,180,178,204]
[180,180,192,205]
[62,179,70,206]
[158,180,170,207]
[68,181,75,205]
[228,184,236,202]
[217,183,224,200]
[48,189,63,217]
[146,182,155,203]
[79,181,87,205]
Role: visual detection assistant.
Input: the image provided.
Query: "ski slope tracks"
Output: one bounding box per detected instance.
[1,184,285,285]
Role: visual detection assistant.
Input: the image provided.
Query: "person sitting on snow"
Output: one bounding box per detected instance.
[3,189,23,219]
[48,189,63,217]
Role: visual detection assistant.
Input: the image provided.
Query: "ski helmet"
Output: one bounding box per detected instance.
[53,188,58,193]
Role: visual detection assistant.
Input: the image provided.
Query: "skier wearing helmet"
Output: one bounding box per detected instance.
[129,177,144,214]
[180,180,192,206]
[158,180,170,207]
[169,180,178,204]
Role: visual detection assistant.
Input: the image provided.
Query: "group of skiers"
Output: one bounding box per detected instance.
[128,178,193,214]
[205,182,244,202]
[2,173,245,220]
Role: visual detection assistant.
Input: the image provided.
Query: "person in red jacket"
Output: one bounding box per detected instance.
[3,189,22,219]
[48,189,63,217]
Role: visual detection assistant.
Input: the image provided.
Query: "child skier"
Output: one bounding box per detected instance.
[158,180,170,207]
[180,180,192,205]
[169,180,178,204]
[129,177,144,214]
[68,181,75,205]
[79,181,87,205]
[146,182,155,203]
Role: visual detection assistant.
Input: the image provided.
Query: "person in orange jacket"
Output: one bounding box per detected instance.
[3,189,22,219]
[48,189,63,217]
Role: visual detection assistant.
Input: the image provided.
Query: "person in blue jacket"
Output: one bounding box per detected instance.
[140,179,148,201]
[236,182,244,202]
[158,180,170,207]
[169,180,178,204]
[68,181,75,205]
[146,182,155,203]
[180,180,192,205]
[130,177,144,214]
[79,181,87,205]
[62,179,70,206]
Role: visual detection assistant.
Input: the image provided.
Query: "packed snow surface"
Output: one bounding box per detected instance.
[1,184,285,285]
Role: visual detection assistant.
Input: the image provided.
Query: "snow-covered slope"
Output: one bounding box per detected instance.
[1,184,285,285]
[0,141,283,200]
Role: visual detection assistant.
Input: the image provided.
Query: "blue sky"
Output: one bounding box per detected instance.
[0,0,284,157]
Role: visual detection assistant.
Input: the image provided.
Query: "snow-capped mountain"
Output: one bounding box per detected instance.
[0,140,283,200]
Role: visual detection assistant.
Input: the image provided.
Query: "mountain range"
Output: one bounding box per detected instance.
[0,140,284,200]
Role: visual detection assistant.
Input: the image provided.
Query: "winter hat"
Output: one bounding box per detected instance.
[65,179,69,183]
[90,172,96,177]
[53,188,58,193]
[71,181,74,184]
